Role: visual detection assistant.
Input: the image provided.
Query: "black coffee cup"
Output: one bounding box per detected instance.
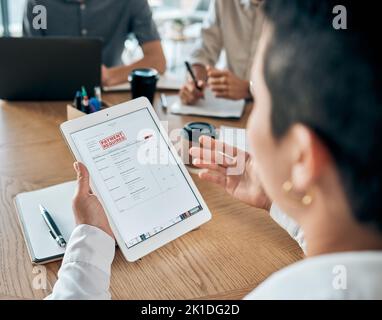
[180,122,216,166]
[128,68,159,104]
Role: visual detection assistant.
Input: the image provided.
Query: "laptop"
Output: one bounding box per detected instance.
[0,37,102,101]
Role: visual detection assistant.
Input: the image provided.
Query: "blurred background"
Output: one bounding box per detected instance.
[0,0,211,74]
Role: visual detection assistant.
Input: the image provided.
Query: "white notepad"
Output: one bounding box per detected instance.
[170,89,245,119]
[14,181,76,264]
[103,72,184,92]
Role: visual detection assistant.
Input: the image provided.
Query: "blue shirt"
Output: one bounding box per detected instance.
[23,0,160,67]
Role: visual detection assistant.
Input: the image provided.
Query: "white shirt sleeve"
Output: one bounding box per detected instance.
[46,224,115,300]
[270,204,307,254]
[189,0,223,67]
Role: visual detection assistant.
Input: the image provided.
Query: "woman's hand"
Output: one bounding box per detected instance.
[190,136,271,210]
[179,79,206,105]
[207,66,251,100]
[72,162,114,238]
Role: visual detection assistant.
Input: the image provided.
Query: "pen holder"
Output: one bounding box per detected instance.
[66,101,110,120]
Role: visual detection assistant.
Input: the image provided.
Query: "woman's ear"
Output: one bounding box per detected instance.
[289,124,331,192]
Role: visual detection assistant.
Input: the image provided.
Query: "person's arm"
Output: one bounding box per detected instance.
[179,0,224,105]
[46,163,116,300]
[189,137,305,252]
[102,0,166,86]
[46,225,115,300]
[102,41,166,86]
[206,66,252,100]
[184,1,250,101]
[23,0,43,36]
[189,0,223,72]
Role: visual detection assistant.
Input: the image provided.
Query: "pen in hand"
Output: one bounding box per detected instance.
[185,61,204,92]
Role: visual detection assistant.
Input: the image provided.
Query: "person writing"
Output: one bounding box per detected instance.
[179,0,265,104]
[23,0,166,86]
[48,0,382,299]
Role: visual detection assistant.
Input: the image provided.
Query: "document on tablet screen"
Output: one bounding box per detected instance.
[71,108,202,248]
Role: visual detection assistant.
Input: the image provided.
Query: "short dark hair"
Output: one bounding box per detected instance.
[262,1,382,230]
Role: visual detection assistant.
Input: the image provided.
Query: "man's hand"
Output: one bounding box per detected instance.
[102,65,127,87]
[179,79,206,105]
[207,66,251,100]
[73,162,114,238]
[102,41,166,87]
[190,136,271,210]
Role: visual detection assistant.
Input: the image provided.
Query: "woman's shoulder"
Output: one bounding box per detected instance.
[245,251,382,300]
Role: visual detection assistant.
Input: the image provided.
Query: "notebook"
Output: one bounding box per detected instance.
[14,181,77,264]
[170,89,245,119]
[103,72,184,92]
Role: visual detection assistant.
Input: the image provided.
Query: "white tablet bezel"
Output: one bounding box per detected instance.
[60,97,211,262]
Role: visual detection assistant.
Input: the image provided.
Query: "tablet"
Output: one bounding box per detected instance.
[60,97,211,261]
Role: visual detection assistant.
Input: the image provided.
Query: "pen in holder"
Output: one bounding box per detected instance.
[67,86,110,120]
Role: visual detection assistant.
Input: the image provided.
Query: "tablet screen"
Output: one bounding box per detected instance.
[71,108,202,248]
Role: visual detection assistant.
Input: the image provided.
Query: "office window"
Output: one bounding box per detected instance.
[0,4,3,37]
[1,0,209,35]
[0,0,7,36]
[8,0,26,36]
[0,0,25,36]
[0,0,209,71]
[151,0,210,70]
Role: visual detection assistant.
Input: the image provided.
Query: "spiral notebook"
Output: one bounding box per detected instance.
[14,181,76,264]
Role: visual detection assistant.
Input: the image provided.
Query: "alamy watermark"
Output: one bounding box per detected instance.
[99,123,247,176]
[30,4,348,31]
[32,265,47,290]
[333,5,348,30]
[32,5,47,30]
[332,265,347,290]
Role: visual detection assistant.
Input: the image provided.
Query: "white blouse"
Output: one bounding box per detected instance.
[46,206,382,300]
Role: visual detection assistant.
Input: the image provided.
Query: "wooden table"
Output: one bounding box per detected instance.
[0,92,303,300]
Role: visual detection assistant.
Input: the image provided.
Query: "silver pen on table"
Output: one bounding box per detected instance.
[39,204,67,248]
[160,93,168,111]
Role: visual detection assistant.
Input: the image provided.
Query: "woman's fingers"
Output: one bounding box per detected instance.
[190,146,236,168]
[198,170,226,188]
[214,92,230,99]
[207,67,229,78]
[208,77,228,86]
[210,84,228,91]
[210,83,229,97]
[180,82,202,104]
[74,162,91,197]
[182,90,194,103]
[192,159,227,174]
[197,80,206,91]
[199,136,239,157]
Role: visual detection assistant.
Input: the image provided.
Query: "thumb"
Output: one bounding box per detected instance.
[74,162,90,197]
[197,80,205,89]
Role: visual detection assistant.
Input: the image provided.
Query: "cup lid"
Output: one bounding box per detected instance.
[131,68,159,78]
[181,122,216,142]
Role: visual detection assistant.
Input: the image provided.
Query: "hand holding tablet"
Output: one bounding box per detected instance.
[72,162,115,239]
[60,97,211,261]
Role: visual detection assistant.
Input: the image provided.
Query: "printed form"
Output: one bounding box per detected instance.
[71,109,201,248]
